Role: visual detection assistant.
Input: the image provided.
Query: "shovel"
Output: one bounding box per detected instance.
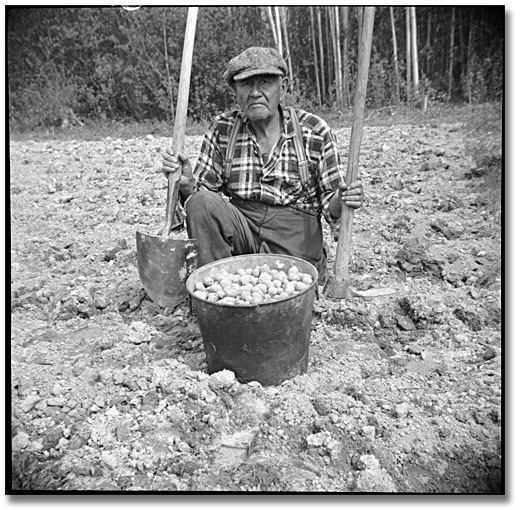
[136,7,199,308]
[324,7,394,299]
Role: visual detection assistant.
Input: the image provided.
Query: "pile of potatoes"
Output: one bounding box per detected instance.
[191,263,315,306]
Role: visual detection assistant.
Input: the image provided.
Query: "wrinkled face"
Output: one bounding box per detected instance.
[234,74,288,122]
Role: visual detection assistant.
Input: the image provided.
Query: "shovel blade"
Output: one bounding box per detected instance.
[323,279,356,299]
[324,278,395,299]
[136,231,197,308]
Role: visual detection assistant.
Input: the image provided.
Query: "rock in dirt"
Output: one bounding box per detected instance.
[355,454,397,492]
[394,402,410,419]
[102,238,128,262]
[12,431,31,452]
[208,369,236,390]
[20,395,42,413]
[430,218,464,239]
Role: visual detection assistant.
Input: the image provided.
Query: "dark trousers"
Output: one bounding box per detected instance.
[185,189,328,283]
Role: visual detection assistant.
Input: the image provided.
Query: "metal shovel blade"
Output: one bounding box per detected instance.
[324,279,395,299]
[136,231,197,308]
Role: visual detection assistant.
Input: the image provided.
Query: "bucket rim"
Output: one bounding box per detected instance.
[186,253,318,308]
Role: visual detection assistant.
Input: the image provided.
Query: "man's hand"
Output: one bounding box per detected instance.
[162,147,195,198]
[338,180,363,209]
[329,180,364,218]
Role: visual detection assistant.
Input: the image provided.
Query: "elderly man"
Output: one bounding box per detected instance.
[162,47,363,283]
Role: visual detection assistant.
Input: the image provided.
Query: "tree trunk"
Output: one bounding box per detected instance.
[410,6,419,100]
[390,6,400,102]
[426,10,432,76]
[467,10,474,104]
[280,7,293,85]
[274,6,283,56]
[406,7,411,104]
[310,7,322,106]
[328,7,339,106]
[326,19,332,102]
[357,7,363,63]
[265,7,278,49]
[458,9,465,84]
[448,7,456,101]
[316,7,326,104]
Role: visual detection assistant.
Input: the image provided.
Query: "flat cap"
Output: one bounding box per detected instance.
[224,47,288,86]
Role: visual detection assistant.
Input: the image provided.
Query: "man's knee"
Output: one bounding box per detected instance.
[186,189,213,213]
[186,189,223,221]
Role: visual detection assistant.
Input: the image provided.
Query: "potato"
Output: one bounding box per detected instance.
[294,281,308,292]
[288,271,300,282]
[218,296,236,305]
[225,287,239,298]
[239,274,252,286]
[268,286,279,297]
[208,283,223,293]
[301,273,313,285]
[192,261,315,306]
[220,277,233,289]
[193,290,208,300]
[206,293,219,303]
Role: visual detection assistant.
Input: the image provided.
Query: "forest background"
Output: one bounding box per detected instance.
[6,5,504,134]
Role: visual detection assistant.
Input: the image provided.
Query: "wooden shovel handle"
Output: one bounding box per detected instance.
[334,7,375,279]
[163,7,198,237]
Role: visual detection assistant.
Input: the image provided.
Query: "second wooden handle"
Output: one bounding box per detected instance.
[333,7,375,279]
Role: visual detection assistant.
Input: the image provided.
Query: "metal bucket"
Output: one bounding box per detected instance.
[186,254,318,386]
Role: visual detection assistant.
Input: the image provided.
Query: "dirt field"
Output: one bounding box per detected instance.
[9,118,503,493]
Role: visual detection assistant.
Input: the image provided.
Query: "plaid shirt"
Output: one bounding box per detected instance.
[175,105,345,228]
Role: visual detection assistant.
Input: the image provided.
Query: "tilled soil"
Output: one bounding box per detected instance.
[9,120,502,493]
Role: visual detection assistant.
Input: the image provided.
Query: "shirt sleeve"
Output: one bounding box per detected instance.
[172,119,224,229]
[315,125,346,226]
[193,119,225,192]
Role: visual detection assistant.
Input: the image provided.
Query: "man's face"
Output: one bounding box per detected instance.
[234,74,288,123]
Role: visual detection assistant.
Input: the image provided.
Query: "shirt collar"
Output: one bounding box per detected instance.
[236,105,296,140]
[282,105,298,140]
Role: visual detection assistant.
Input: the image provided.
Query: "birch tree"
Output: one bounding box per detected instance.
[309,7,322,105]
[334,6,343,105]
[410,6,420,100]
[466,10,474,104]
[264,7,277,48]
[328,6,340,105]
[316,7,326,104]
[448,7,456,101]
[390,7,400,101]
[280,7,293,84]
[274,6,283,56]
[406,7,411,104]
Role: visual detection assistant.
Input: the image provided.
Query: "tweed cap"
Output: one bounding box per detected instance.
[224,47,288,86]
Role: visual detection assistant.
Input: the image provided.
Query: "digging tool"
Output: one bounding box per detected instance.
[136,7,198,308]
[324,7,394,299]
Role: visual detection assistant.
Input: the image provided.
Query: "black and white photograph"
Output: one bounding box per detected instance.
[6,4,507,497]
